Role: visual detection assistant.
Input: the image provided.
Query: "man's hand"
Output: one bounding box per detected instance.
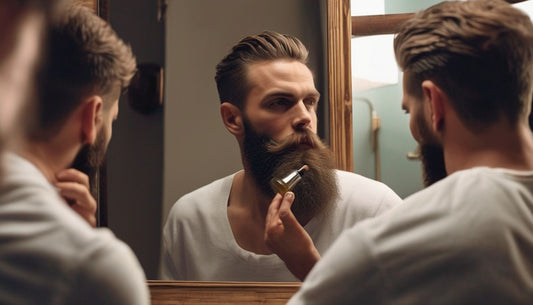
[265,192,320,281]
[55,169,97,227]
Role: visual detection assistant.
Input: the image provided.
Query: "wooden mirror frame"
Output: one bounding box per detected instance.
[148,281,300,305]
[327,0,353,172]
[327,0,528,172]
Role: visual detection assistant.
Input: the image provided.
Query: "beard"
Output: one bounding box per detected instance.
[418,143,447,187]
[242,119,338,223]
[415,111,447,187]
[70,126,109,196]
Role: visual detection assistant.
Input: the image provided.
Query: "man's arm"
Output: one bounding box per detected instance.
[264,192,320,281]
[55,168,97,227]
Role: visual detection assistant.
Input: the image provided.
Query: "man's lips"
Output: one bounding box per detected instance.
[298,136,316,149]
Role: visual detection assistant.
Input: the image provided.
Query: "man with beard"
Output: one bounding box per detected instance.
[161,31,402,281]
[0,4,149,304]
[288,1,533,304]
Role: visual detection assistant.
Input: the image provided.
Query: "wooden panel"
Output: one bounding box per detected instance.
[327,0,353,172]
[352,13,413,37]
[148,281,301,305]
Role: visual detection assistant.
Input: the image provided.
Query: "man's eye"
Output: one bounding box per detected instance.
[305,99,318,107]
[269,99,289,107]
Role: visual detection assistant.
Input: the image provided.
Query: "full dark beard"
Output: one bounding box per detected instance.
[419,143,447,187]
[242,119,338,222]
[71,127,109,197]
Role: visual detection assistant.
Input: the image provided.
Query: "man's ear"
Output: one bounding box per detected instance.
[220,102,244,136]
[80,95,103,144]
[421,80,445,132]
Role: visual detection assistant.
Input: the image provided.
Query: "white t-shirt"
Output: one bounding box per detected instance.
[161,170,401,281]
[289,167,533,304]
[0,153,149,305]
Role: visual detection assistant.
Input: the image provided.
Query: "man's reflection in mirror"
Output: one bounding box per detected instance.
[0,4,149,304]
[161,31,402,281]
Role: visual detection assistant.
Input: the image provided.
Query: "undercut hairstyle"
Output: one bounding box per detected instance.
[215,31,309,109]
[394,0,533,132]
[30,4,136,140]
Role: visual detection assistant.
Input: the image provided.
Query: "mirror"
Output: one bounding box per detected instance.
[101,0,532,286]
[104,0,325,281]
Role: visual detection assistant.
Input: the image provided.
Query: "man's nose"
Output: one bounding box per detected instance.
[292,101,312,131]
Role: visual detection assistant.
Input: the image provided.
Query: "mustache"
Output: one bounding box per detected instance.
[266,130,327,154]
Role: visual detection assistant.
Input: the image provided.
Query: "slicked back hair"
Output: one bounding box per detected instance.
[215,31,309,110]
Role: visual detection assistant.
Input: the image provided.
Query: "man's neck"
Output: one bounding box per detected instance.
[445,123,533,175]
[14,140,75,183]
[229,170,271,225]
[227,170,274,254]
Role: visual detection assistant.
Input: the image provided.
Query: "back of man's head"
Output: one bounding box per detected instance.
[394,0,533,132]
[215,31,309,109]
[29,4,136,140]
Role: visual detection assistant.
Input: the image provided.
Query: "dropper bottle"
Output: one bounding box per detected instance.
[270,165,309,195]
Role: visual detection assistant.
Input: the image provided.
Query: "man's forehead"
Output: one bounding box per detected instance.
[247,59,310,78]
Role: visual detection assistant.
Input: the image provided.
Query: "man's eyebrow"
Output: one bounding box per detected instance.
[264,92,295,98]
[310,92,321,100]
[263,91,321,99]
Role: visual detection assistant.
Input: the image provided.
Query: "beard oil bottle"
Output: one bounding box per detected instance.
[270,165,309,195]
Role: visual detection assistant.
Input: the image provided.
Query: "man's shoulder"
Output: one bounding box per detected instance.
[66,229,149,304]
[1,153,52,194]
[406,167,530,204]
[333,169,401,214]
[334,169,393,192]
[177,173,235,203]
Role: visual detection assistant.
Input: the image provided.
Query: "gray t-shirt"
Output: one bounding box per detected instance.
[289,167,533,304]
[0,153,149,305]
